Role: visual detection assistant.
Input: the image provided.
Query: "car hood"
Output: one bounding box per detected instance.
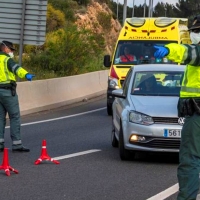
[130,96,179,117]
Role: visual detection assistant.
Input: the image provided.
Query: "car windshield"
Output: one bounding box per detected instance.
[114,40,179,65]
[131,71,184,96]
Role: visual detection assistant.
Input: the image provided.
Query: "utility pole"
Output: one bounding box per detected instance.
[144,0,146,17]
[148,0,151,17]
[117,0,119,20]
[132,0,135,17]
[123,0,127,24]
[148,0,153,17]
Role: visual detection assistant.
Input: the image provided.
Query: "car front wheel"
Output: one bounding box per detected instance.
[111,121,118,147]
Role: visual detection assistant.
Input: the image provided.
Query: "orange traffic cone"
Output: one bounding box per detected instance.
[0,148,18,176]
[35,140,60,165]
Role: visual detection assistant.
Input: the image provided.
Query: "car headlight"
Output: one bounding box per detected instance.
[129,111,154,125]
[108,77,119,89]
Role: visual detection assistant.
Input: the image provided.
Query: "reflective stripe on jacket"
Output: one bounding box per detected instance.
[0,53,28,83]
[165,43,200,97]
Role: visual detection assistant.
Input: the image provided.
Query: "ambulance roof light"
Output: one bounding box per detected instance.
[126,17,145,27]
[179,25,189,31]
[155,17,176,27]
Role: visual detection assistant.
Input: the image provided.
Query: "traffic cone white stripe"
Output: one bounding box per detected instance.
[34,140,60,165]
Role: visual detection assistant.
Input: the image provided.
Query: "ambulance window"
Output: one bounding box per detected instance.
[113,40,179,65]
[114,41,138,65]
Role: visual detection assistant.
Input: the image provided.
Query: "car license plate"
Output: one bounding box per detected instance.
[164,129,181,138]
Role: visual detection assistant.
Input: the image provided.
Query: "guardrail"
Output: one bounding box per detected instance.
[17,70,109,115]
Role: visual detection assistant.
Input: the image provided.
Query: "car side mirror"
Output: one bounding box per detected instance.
[104,55,111,68]
[112,89,126,99]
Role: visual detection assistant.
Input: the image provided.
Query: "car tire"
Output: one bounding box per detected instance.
[111,121,118,148]
[119,124,133,161]
[107,103,112,116]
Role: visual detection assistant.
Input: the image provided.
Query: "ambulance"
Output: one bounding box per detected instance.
[104,17,191,115]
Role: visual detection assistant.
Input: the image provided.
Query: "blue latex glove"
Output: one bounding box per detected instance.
[154,45,169,59]
[25,73,35,81]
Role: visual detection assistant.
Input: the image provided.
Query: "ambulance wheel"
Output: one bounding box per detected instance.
[107,103,112,116]
[119,123,134,161]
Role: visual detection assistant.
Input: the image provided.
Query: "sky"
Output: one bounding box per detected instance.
[113,0,179,7]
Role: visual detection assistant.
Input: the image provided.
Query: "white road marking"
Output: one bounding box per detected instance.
[5,107,106,128]
[146,183,179,200]
[53,149,101,160]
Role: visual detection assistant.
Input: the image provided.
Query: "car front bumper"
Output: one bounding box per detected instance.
[122,121,182,153]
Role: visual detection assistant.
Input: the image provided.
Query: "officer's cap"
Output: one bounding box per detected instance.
[1,40,16,51]
[188,15,200,31]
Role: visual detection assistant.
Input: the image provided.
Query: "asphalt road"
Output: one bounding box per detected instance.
[0,95,188,200]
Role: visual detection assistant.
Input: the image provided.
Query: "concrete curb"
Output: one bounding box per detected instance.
[17,70,109,115]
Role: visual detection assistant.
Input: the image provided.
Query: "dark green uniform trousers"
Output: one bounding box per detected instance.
[0,89,22,149]
[177,114,200,200]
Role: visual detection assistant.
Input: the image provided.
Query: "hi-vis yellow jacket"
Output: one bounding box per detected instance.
[165,43,200,98]
[0,52,28,83]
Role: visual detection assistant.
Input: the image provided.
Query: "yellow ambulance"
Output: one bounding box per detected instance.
[104,17,191,115]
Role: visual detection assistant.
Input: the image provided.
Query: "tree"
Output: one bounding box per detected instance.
[174,0,200,26]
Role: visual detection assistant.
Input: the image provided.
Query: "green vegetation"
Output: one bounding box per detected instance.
[97,11,112,31]
[21,0,106,80]
[23,26,105,79]
[17,0,200,80]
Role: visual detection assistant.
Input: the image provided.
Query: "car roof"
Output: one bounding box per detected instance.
[131,64,186,72]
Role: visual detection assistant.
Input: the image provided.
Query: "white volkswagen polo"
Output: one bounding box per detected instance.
[111,64,185,160]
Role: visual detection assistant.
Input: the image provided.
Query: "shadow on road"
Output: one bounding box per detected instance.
[132,151,179,164]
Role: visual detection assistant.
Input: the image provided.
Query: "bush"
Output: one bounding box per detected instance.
[73,0,91,6]
[97,11,112,31]
[23,24,105,79]
[48,0,77,22]
[46,4,66,32]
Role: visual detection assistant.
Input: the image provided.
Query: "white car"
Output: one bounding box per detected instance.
[111,64,185,160]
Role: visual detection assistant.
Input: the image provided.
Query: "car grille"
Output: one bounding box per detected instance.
[152,117,179,124]
[131,137,180,149]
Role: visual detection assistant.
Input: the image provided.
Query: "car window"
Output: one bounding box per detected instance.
[131,71,184,96]
[123,68,133,96]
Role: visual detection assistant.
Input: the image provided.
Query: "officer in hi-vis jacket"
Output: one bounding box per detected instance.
[154,15,200,200]
[0,40,35,152]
